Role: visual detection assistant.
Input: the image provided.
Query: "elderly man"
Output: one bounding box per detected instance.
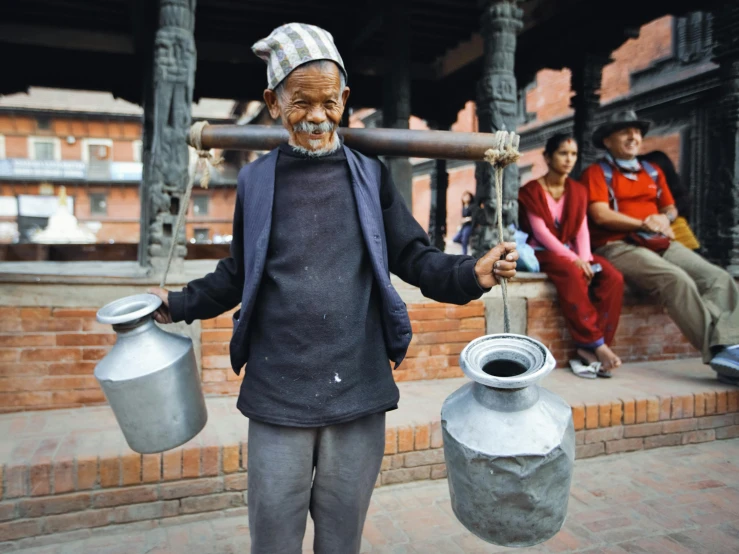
[149,23,518,554]
[581,110,739,383]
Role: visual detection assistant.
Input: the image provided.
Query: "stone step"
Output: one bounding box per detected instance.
[1,359,737,543]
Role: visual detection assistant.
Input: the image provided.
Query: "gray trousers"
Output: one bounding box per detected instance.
[596,240,739,362]
[247,413,386,554]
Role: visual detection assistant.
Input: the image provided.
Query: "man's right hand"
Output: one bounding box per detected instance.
[148,287,173,324]
[642,214,675,239]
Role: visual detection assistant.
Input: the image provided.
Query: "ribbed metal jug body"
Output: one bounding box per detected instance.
[441,333,575,547]
[94,294,208,454]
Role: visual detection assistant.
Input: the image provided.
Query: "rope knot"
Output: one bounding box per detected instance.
[189,120,223,189]
[483,130,521,335]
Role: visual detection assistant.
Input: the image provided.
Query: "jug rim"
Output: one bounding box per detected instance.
[459,333,556,389]
[97,293,162,326]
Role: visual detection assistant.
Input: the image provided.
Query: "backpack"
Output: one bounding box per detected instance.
[597,159,670,254]
[597,159,659,212]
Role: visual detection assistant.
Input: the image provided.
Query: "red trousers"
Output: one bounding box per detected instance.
[536,251,624,348]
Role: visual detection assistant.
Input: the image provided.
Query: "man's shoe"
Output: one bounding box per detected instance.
[710,345,739,383]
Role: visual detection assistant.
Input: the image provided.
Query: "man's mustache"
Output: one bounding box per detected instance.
[293,120,336,134]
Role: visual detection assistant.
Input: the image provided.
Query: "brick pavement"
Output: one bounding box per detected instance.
[3,439,738,554]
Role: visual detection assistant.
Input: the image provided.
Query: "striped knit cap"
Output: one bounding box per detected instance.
[252,23,347,90]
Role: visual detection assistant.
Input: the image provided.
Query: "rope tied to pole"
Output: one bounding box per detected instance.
[483,130,521,334]
[159,121,223,287]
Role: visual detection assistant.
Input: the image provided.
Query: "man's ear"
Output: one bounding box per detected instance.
[341,86,351,108]
[263,89,282,120]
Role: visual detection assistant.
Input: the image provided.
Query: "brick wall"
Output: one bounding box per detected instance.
[520,16,674,126]
[0,389,736,543]
[528,295,698,368]
[199,301,486,396]
[641,132,681,167]
[1,294,702,412]
[0,307,109,413]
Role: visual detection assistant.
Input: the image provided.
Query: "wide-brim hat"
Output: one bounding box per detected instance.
[592,110,652,149]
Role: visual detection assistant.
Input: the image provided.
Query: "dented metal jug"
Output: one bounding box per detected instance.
[441,333,575,547]
[94,294,207,454]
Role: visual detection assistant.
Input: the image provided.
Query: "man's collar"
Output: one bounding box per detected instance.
[605,152,641,173]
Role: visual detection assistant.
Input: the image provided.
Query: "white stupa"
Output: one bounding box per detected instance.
[31,186,97,244]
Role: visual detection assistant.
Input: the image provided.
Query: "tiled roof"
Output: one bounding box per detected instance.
[0,87,236,119]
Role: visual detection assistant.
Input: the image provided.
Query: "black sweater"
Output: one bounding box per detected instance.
[168,144,489,426]
[237,143,396,426]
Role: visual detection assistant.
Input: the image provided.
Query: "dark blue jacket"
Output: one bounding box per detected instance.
[169,145,487,374]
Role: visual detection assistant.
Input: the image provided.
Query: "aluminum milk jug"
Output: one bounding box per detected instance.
[94,294,208,453]
[441,334,575,547]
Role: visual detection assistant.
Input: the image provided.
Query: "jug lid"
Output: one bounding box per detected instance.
[97,294,162,326]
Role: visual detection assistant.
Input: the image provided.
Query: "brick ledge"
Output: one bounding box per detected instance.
[1,388,738,544]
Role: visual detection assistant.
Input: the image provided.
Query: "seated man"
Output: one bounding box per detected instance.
[581,110,739,383]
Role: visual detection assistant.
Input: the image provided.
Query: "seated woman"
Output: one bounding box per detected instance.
[519,134,625,375]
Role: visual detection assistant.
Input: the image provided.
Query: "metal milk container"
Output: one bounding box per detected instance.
[94,293,207,453]
[441,333,575,547]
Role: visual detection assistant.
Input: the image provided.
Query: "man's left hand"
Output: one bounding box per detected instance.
[474,242,518,289]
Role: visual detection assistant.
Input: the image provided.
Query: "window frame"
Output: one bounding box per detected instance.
[88,192,109,216]
[192,195,209,216]
[28,136,62,161]
[81,138,114,163]
[132,140,143,163]
[193,227,210,243]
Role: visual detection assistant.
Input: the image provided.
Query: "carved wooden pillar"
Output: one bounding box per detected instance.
[709,4,739,273]
[139,0,197,272]
[427,117,455,251]
[428,158,449,251]
[570,53,610,178]
[382,0,413,208]
[471,0,523,256]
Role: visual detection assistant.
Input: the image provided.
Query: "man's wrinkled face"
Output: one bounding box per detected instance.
[603,126,642,160]
[264,62,350,153]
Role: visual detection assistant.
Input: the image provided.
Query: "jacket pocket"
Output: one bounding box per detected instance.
[231,309,241,337]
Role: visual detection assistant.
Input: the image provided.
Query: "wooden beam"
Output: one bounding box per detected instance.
[0,23,134,54]
[351,15,383,50]
[434,33,483,79]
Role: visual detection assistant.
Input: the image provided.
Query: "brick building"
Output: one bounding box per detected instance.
[0,88,236,248]
[410,15,701,249]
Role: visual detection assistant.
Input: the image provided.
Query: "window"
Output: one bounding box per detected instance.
[192,195,209,216]
[194,228,210,243]
[89,193,108,216]
[132,140,143,163]
[36,117,52,131]
[28,137,61,161]
[82,139,113,163]
[33,140,55,160]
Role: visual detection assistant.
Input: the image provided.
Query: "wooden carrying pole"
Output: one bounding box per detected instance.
[190,124,504,161]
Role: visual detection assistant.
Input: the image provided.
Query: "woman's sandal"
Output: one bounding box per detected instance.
[569,359,598,379]
[576,349,613,379]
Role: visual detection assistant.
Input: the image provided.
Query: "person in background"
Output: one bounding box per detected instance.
[519,134,624,376]
[583,110,739,384]
[638,150,700,251]
[452,190,474,255]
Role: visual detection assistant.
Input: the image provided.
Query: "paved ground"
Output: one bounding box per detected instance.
[2,358,730,467]
[6,439,739,554]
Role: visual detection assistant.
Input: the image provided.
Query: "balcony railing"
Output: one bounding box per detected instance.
[0,159,143,182]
